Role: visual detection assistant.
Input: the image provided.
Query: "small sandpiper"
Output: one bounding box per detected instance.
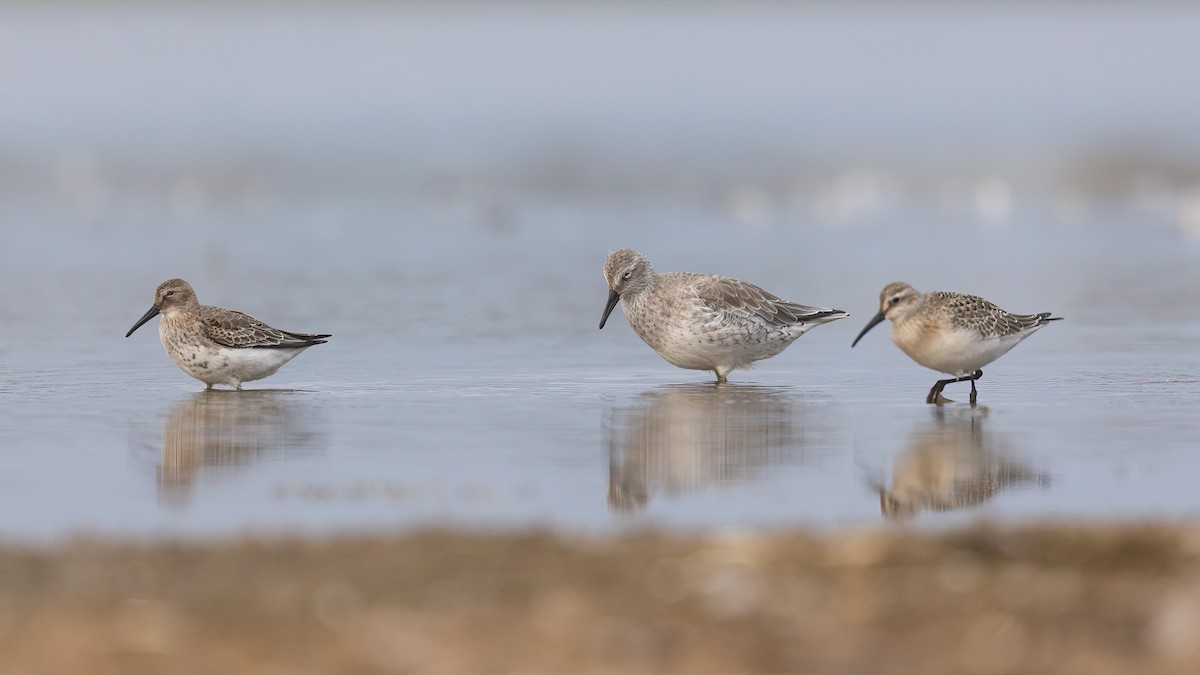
[851,282,1061,405]
[125,279,330,390]
[599,248,848,383]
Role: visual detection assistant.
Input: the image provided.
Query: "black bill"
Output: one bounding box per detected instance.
[598,289,620,329]
[851,310,886,348]
[125,305,161,337]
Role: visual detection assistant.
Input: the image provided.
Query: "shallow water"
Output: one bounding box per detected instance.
[1,2,1199,540]
[3,235,1198,541]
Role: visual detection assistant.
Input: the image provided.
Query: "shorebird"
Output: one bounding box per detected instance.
[851,282,1061,405]
[125,279,330,390]
[599,248,848,383]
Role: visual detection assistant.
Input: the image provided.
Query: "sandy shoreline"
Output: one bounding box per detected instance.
[1,523,1197,674]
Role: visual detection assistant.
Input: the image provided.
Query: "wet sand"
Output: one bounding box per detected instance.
[4,523,1199,674]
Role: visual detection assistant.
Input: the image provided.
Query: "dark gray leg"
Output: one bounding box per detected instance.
[926,370,984,405]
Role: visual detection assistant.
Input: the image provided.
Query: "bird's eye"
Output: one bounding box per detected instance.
[165,291,175,298]
[890,296,900,305]
[622,271,632,280]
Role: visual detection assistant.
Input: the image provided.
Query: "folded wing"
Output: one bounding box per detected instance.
[199,305,331,349]
[936,292,1061,338]
[696,276,847,328]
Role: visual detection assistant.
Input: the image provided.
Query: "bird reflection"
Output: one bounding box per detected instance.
[606,385,810,513]
[158,390,323,505]
[876,408,1049,521]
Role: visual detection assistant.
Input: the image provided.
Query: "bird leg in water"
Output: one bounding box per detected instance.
[926,370,984,405]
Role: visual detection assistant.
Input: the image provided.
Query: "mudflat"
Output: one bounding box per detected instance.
[2,524,1197,674]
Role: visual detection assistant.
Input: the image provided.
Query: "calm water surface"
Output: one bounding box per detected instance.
[2,209,1197,541]
[1,2,1199,541]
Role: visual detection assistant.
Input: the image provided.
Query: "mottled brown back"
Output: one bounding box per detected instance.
[930,292,1058,339]
[198,306,330,349]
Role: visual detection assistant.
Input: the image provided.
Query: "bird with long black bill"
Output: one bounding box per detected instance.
[126,279,330,390]
[851,281,1060,406]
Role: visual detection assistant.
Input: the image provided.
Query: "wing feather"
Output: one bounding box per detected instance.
[198,305,331,349]
[932,292,1060,338]
[694,276,846,328]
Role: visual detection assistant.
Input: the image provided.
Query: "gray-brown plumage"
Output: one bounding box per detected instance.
[125,279,330,390]
[930,291,1058,339]
[599,248,848,383]
[196,305,329,349]
[852,281,1061,405]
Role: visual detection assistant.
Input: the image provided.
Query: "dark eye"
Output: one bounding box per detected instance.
[889,296,900,305]
[165,291,175,298]
[622,271,632,280]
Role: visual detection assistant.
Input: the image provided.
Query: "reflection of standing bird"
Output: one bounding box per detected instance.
[159,391,321,504]
[877,410,1049,521]
[607,385,808,512]
[599,249,847,383]
[126,279,330,390]
[852,282,1060,405]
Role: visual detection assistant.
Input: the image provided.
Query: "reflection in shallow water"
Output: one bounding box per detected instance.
[877,408,1050,521]
[606,385,811,513]
[158,391,324,505]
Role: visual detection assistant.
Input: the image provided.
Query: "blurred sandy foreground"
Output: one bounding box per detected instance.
[1,525,1198,674]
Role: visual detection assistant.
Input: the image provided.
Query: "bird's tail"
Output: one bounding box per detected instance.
[1017,312,1062,330]
[803,308,850,325]
[280,330,332,347]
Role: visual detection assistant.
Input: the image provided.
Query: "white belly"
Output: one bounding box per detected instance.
[895,324,1027,377]
[627,305,801,372]
[652,330,797,371]
[160,324,307,386]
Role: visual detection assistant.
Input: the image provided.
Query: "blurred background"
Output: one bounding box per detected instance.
[0,1,1199,540]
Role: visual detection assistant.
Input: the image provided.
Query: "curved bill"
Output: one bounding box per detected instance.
[851,310,886,348]
[598,290,620,329]
[125,305,161,337]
